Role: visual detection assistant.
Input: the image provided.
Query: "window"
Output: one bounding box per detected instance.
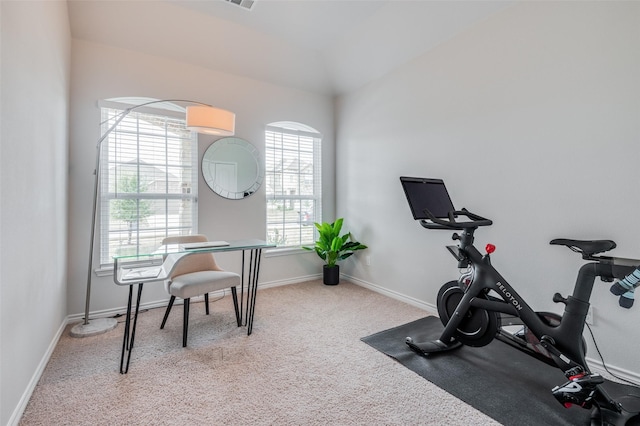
[265,122,322,247]
[99,99,198,265]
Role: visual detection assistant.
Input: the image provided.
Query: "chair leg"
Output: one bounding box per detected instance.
[161,296,176,329]
[183,298,190,347]
[205,293,209,315]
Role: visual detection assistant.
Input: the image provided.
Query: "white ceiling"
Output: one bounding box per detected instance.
[67,0,513,95]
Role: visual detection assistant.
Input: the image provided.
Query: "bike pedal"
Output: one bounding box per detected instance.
[551,373,602,409]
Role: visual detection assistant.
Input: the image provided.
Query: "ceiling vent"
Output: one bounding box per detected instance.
[224,0,256,11]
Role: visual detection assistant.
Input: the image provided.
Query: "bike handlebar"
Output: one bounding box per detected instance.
[419,208,493,230]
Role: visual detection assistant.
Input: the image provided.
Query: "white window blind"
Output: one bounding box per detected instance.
[99,101,198,265]
[265,122,322,247]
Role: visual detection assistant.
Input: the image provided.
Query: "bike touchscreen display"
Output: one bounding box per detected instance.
[400,177,455,220]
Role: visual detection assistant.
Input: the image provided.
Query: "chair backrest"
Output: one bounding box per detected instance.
[162,234,223,278]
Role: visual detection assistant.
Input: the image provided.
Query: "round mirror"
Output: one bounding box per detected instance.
[202,137,263,199]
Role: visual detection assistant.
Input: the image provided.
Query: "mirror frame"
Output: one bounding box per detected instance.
[202,137,263,199]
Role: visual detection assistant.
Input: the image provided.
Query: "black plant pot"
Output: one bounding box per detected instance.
[323,265,340,285]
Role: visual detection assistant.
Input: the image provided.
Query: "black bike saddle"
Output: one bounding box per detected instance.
[550,238,616,256]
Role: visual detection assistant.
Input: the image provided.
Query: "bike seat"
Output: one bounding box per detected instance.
[550,239,616,256]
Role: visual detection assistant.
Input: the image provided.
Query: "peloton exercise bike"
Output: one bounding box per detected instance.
[400,176,640,426]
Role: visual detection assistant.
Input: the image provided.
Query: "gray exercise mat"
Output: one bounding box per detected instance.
[362,316,639,426]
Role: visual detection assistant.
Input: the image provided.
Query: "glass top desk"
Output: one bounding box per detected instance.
[113,239,274,374]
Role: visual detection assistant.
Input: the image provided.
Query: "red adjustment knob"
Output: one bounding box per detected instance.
[485,244,496,254]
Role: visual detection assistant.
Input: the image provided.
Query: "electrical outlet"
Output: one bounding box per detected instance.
[365,255,371,266]
[585,306,594,325]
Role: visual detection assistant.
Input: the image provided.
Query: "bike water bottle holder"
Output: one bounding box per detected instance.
[457,266,475,287]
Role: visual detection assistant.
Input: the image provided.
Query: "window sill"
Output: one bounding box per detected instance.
[264,247,313,258]
[95,265,115,277]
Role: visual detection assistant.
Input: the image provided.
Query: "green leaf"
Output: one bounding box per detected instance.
[338,252,354,261]
[333,218,343,236]
[330,236,344,252]
[342,242,367,251]
[315,247,327,261]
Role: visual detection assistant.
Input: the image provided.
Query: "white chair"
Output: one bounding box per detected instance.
[160,235,241,347]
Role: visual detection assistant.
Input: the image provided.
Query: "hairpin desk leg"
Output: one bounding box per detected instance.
[120,283,143,374]
[231,286,241,326]
[239,251,246,327]
[247,248,263,335]
[243,250,254,329]
[237,250,254,332]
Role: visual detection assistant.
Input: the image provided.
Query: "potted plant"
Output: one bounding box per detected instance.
[303,218,367,285]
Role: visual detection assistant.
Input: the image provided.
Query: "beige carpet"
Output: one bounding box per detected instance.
[19,280,499,425]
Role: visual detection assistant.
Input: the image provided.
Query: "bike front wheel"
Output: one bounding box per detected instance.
[437,280,500,347]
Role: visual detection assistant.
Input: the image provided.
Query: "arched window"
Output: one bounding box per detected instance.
[99,98,198,265]
[265,122,322,247]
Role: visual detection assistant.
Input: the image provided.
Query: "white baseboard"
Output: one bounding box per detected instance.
[7,317,69,426]
[587,356,640,386]
[67,299,172,323]
[343,274,437,314]
[258,274,322,289]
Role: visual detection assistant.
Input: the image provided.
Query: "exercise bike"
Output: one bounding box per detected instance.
[400,176,640,426]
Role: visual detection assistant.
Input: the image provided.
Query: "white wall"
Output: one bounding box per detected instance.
[0,1,70,424]
[337,2,640,376]
[68,40,334,317]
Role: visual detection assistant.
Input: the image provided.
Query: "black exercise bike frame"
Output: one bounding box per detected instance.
[420,209,638,371]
